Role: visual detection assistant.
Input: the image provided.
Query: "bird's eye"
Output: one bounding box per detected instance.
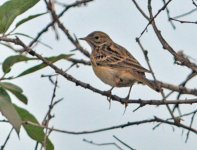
[94,36,99,40]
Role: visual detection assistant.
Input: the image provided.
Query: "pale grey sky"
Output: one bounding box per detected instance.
[0,0,197,150]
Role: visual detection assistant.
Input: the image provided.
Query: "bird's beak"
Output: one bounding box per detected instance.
[79,37,87,41]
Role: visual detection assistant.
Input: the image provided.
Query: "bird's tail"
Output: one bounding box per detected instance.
[143,79,161,92]
[136,75,161,92]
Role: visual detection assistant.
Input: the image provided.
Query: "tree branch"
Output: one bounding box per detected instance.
[24,116,197,135]
[148,1,197,72]
[0,37,196,106]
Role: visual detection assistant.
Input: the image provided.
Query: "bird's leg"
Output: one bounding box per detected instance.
[123,86,132,114]
[105,86,114,98]
[105,87,114,109]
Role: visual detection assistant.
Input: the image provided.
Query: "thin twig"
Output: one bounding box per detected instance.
[83,139,124,150]
[0,128,13,150]
[172,71,197,113]
[169,18,197,24]
[41,73,62,150]
[113,135,136,150]
[139,0,173,38]
[185,111,197,142]
[153,109,197,130]
[173,8,197,19]
[48,1,90,57]
[131,0,149,20]
[28,0,94,52]
[192,0,197,7]
[162,0,176,29]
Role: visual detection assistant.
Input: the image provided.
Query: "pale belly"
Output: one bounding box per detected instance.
[92,65,135,87]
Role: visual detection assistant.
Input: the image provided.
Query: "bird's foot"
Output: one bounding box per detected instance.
[122,94,130,115]
[104,87,114,110]
[122,86,132,115]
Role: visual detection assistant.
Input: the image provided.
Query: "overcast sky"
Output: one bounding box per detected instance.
[0,0,197,150]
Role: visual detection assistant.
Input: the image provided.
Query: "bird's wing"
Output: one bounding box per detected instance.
[94,43,151,74]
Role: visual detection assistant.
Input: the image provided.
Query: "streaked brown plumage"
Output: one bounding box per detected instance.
[80,31,158,97]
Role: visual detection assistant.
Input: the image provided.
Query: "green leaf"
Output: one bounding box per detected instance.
[15,12,47,29]
[0,0,40,33]
[0,82,28,104]
[0,82,23,93]
[10,91,28,105]
[0,42,18,52]
[15,105,54,150]
[11,91,28,104]
[17,54,73,77]
[2,55,36,74]
[0,88,22,134]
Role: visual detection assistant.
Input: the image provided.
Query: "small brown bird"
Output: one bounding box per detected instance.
[80,31,159,100]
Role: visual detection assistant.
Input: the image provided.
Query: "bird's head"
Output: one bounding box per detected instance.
[80,31,112,49]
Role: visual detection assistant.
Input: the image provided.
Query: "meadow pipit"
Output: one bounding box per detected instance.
[80,31,159,102]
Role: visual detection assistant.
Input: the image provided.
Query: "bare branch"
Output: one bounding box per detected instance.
[24,116,197,135]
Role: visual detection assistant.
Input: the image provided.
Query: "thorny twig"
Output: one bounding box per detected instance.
[41,77,62,149]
